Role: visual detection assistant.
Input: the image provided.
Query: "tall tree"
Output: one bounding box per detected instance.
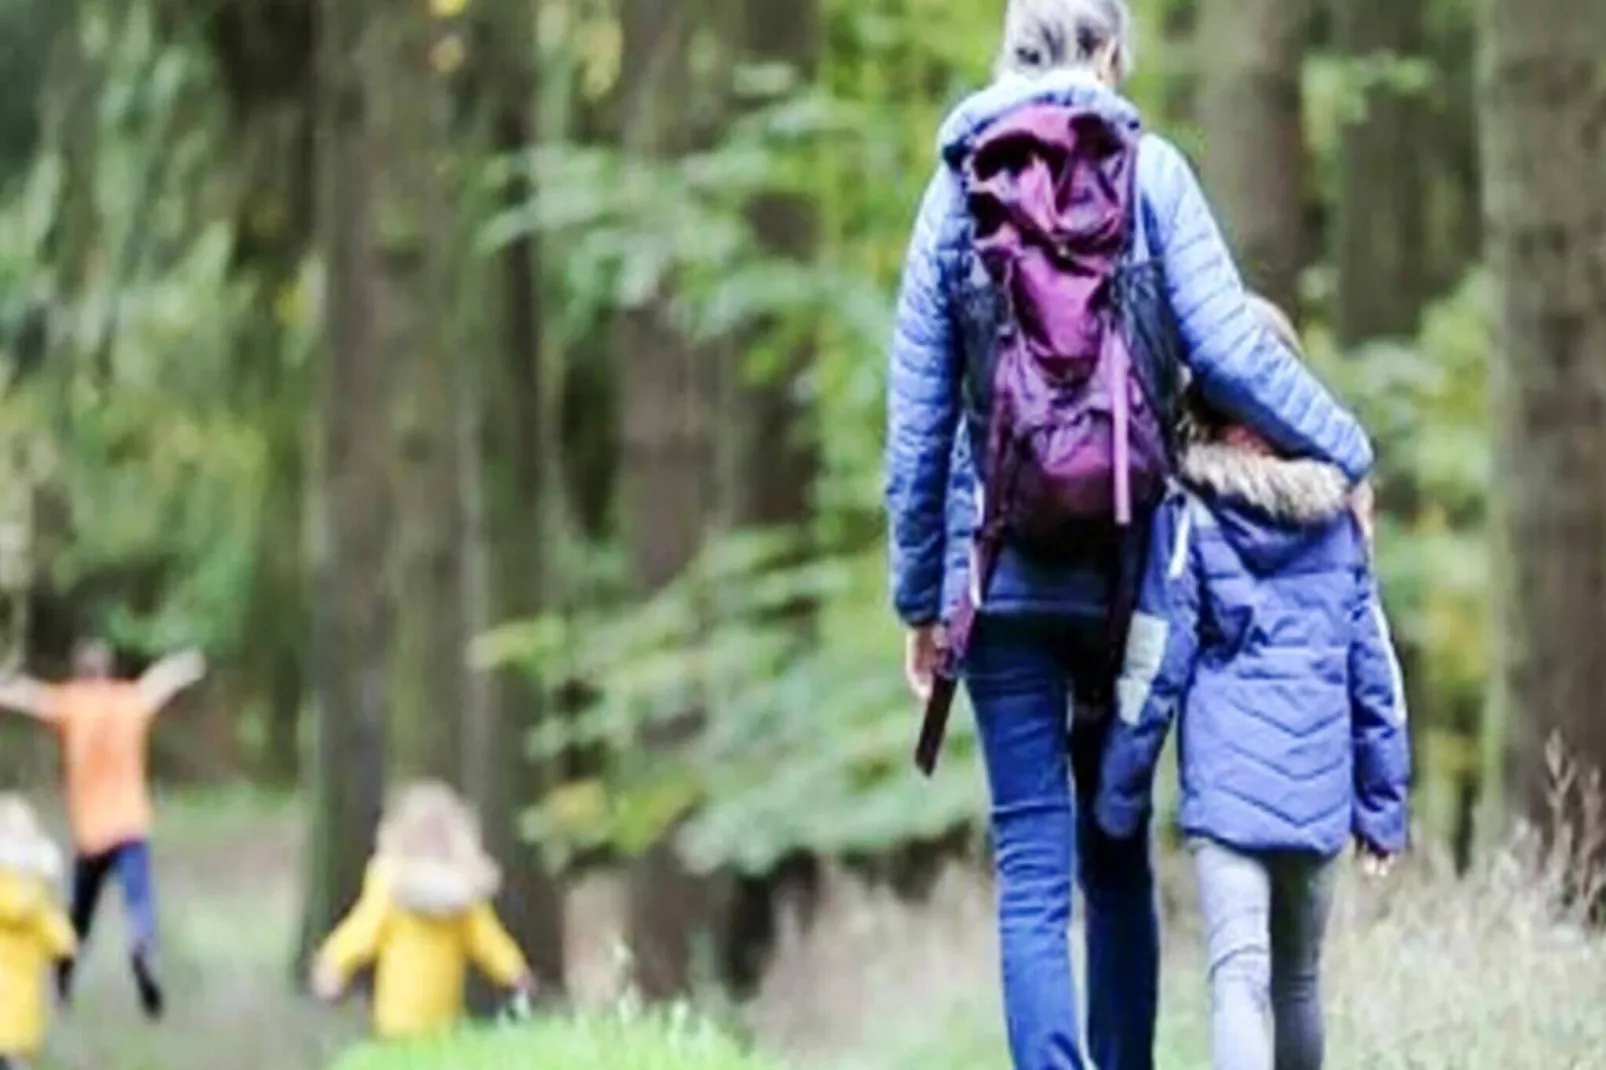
[382,4,468,784]
[462,0,567,998]
[1333,0,1431,344]
[617,0,723,1000]
[297,0,389,967]
[1483,0,1606,838]
[717,0,825,995]
[1198,0,1310,313]
[198,0,318,786]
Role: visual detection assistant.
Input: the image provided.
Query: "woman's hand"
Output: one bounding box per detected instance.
[905,625,946,701]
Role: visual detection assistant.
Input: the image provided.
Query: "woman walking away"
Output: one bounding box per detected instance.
[1094,304,1411,1070]
[0,795,77,1070]
[883,1,1373,1067]
[310,781,535,1042]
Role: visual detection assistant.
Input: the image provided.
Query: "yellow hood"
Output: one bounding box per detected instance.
[0,871,52,927]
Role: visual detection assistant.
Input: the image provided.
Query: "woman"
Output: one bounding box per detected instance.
[882,2,1373,1069]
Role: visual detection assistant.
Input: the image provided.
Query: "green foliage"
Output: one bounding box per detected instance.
[328,1010,786,1070]
[478,531,982,875]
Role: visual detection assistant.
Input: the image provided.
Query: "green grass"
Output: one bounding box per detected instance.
[327,1009,786,1070]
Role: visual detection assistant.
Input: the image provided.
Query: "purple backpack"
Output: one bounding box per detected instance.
[916,104,1177,775]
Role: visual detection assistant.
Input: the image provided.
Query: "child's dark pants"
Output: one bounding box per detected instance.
[57,839,162,1017]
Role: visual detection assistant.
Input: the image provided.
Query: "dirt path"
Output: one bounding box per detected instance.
[43,797,361,1070]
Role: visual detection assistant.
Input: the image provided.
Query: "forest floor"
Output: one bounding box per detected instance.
[35,791,1606,1070]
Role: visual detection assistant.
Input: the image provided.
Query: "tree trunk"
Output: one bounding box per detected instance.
[1198,0,1309,314]
[1333,0,1430,345]
[618,0,724,1001]
[378,5,467,785]
[463,0,567,999]
[1483,0,1606,844]
[190,0,318,788]
[297,0,390,970]
[716,0,825,997]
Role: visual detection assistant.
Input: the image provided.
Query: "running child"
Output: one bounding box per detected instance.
[0,639,207,1019]
[309,780,535,1041]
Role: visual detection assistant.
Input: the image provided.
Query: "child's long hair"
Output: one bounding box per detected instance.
[1181,294,1304,445]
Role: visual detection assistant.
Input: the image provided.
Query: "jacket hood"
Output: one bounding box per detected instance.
[1182,442,1351,574]
[380,854,500,917]
[0,842,59,927]
[937,70,1141,167]
[373,782,501,917]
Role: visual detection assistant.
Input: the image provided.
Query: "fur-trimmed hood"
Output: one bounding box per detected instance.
[372,783,501,917]
[0,810,62,926]
[376,853,501,917]
[1181,442,1349,526]
[1180,440,1353,576]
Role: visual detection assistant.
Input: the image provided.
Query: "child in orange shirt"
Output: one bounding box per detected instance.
[0,639,206,1020]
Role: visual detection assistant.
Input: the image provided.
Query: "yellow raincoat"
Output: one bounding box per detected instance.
[314,857,529,1040]
[0,858,76,1056]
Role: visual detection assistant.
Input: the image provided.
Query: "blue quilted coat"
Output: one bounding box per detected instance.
[884,70,1375,627]
[1094,441,1412,855]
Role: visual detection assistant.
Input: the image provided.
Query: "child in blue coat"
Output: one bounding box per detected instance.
[1094,306,1411,1070]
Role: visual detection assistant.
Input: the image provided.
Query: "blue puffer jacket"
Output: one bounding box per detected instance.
[1093,441,1412,856]
[884,70,1375,627]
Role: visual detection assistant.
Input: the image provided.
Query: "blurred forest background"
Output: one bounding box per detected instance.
[0,0,1602,1067]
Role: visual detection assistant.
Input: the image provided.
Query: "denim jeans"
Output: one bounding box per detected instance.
[1191,840,1336,1070]
[70,838,159,953]
[968,614,1160,1070]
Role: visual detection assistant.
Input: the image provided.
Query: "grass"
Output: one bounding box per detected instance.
[327,1010,784,1070]
[26,788,1606,1070]
[815,847,1606,1070]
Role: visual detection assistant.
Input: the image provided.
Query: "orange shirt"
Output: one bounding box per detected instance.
[44,682,157,854]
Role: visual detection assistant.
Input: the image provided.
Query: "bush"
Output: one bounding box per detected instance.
[327,1009,787,1070]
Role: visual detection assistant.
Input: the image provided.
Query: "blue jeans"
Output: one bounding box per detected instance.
[968,614,1160,1070]
[1192,840,1335,1070]
[70,838,158,953]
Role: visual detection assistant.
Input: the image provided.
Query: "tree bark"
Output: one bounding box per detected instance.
[1482,0,1606,840]
[297,0,390,970]
[463,0,567,999]
[377,5,468,784]
[1333,0,1430,344]
[617,0,725,1001]
[716,0,825,996]
[1198,0,1309,314]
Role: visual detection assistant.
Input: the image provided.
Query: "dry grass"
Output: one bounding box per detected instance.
[750,843,1606,1070]
[28,788,1606,1070]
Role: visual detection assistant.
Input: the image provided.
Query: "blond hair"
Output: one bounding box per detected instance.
[0,793,62,881]
[997,0,1136,82]
[375,781,500,897]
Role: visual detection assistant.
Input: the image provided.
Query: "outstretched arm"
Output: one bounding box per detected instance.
[138,649,207,712]
[0,676,55,721]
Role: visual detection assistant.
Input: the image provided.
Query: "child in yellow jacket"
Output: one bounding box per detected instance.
[310,781,534,1041]
[0,794,77,1070]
